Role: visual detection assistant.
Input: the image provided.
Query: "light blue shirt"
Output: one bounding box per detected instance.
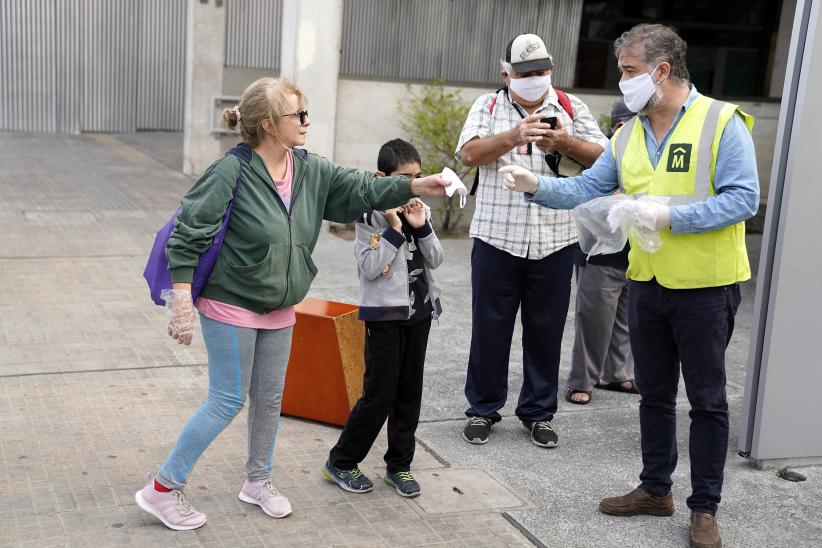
[526,86,760,233]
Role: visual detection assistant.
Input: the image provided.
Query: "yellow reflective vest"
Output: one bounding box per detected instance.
[611,94,755,289]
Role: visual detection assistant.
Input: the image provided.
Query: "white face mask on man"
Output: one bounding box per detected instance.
[619,65,660,112]
[508,74,552,102]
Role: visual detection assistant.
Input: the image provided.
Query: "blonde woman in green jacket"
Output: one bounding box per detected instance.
[135,78,448,531]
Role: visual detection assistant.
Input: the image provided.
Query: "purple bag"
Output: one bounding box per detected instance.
[143,143,251,305]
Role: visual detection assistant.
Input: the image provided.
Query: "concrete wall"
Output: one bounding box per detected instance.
[184,0,791,195]
[333,78,780,208]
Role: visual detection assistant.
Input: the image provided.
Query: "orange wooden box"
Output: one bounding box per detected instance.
[282,298,365,426]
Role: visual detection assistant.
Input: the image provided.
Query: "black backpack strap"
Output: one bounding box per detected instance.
[470,169,480,196]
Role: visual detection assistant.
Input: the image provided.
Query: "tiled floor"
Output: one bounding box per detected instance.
[0,132,532,547]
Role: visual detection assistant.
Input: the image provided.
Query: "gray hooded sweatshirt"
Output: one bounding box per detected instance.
[354,207,444,321]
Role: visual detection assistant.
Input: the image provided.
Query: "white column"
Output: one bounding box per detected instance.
[182,0,226,176]
[740,0,822,467]
[279,0,299,81]
[280,0,343,160]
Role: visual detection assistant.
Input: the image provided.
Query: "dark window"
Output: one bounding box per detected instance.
[575,0,784,98]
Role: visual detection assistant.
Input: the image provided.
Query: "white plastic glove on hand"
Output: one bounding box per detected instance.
[498,165,539,193]
[632,201,671,232]
[606,200,671,233]
[161,288,196,345]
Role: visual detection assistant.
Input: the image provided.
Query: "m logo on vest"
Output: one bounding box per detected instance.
[667,143,692,172]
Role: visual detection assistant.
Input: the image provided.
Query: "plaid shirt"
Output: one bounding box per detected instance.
[456,88,608,259]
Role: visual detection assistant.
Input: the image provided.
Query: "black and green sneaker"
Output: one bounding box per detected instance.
[384,470,421,498]
[323,459,373,493]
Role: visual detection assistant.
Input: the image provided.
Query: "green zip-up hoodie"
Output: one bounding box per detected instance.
[166,145,415,314]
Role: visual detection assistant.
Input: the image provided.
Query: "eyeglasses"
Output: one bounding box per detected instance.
[281,110,309,125]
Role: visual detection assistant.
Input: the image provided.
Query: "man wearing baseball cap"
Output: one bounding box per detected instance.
[455,33,607,448]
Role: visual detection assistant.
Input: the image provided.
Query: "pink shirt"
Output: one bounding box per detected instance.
[196,150,296,330]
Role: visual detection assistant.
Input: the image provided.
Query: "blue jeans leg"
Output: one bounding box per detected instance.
[630,281,680,499]
[157,316,253,489]
[677,284,739,514]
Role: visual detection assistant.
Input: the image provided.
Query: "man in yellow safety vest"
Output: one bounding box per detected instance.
[499,24,759,548]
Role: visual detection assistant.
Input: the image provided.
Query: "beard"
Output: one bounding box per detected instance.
[638,87,665,116]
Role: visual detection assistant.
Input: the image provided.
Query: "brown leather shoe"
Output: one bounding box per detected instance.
[689,512,722,548]
[599,486,674,516]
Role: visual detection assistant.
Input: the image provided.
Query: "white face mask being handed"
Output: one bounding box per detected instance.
[508,74,552,102]
[619,65,660,113]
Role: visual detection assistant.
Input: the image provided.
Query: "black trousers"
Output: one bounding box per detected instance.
[629,280,741,515]
[329,317,431,473]
[464,239,575,423]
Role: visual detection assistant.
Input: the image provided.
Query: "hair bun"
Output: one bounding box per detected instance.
[221,107,239,130]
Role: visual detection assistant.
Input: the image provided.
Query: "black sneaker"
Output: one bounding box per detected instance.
[384,471,421,498]
[463,416,493,444]
[522,421,558,448]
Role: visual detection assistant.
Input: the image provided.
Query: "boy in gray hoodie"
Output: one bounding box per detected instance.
[323,139,444,497]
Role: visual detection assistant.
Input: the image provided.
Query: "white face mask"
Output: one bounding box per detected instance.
[508,74,552,102]
[619,65,660,113]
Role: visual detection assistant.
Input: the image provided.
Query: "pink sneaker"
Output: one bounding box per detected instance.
[134,474,207,531]
[238,478,292,518]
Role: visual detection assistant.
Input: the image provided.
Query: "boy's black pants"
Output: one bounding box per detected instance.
[329,317,431,473]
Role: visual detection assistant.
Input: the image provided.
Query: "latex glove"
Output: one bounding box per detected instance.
[161,288,196,345]
[632,201,671,232]
[606,201,642,233]
[606,200,670,233]
[498,165,539,193]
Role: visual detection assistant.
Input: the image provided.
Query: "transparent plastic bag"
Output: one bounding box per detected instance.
[571,195,630,256]
[573,195,668,256]
[629,225,663,253]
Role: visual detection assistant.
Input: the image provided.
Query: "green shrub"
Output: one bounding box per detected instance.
[397,80,474,233]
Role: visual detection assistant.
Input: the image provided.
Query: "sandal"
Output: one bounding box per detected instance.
[594,379,639,394]
[564,389,592,405]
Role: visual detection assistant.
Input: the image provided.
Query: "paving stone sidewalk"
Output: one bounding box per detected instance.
[2,131,821,548]
[0,132,533,547]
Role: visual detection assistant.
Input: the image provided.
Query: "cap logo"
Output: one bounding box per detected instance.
[520,41,540,60]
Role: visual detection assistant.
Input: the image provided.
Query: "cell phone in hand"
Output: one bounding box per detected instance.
[540,116,557,129]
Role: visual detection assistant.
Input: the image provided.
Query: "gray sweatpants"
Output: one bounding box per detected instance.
[567,262,633,392]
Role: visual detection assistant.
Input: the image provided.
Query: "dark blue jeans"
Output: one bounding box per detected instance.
[464,239,575,424]
[628,280,741,515]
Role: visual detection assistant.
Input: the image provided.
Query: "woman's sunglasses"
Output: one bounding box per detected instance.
[281,110,309,125]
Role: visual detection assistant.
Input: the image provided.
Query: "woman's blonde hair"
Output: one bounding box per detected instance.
[221,78,306,147]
